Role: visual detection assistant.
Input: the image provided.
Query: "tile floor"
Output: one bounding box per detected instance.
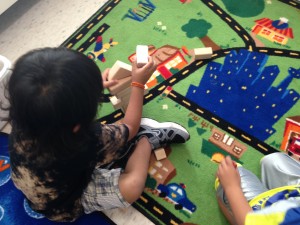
[0,1,154,224]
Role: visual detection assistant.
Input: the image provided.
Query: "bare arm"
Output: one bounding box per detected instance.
[123,57,157,141]
[217,156,253,225]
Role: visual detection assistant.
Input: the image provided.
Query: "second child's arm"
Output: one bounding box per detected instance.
[217,156,253,225]
[123,57,157,141]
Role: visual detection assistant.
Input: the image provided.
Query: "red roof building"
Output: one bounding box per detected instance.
[252,17,294,45]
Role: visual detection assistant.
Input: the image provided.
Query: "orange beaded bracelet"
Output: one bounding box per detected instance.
[131,82,145,89]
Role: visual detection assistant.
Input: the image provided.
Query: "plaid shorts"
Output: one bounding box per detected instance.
[81,168,131,213]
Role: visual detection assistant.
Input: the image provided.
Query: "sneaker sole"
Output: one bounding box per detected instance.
[140,118,190,140]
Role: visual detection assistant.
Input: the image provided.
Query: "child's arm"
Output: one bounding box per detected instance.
[217,156,253,225]
[123,57,157,141]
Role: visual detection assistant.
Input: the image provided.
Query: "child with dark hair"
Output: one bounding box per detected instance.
[7,47,190,222]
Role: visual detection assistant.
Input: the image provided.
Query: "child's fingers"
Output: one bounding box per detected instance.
[104,80,118,88]
[102,68,110,80]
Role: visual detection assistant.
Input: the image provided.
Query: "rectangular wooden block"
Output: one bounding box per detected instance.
[109,96,122,110]
[194,47,213,60]
[108,76,132,95]
[136,45,148,68]
[116,86,131,99]
[108,60,132,80]
[154,148,167,161]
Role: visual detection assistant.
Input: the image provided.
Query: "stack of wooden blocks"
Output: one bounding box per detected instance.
[108,60,133,112]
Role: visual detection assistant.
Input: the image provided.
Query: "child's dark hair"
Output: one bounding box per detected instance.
[8,47,104,148]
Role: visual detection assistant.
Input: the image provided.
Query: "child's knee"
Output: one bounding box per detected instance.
[119,176,145,204]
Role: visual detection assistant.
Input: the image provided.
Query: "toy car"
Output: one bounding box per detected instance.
[156,183,196,213]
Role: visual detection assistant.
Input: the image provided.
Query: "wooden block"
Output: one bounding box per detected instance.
[154,148,167,161]
[194,47,213,60]
[136,45,148,68]
[108,60,132,80]
[116,87,131,99]
[109,96,122,110]
[108,76,132,95]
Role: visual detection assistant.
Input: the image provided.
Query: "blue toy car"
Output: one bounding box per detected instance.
[157,183,196,213]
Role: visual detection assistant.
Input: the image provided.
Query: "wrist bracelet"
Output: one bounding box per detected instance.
[131,82,145,89]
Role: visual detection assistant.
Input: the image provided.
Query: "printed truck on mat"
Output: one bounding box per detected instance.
[156,183,196,213]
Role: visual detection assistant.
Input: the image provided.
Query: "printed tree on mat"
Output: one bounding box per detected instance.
[222,0,265,17]
[181,19,220,51]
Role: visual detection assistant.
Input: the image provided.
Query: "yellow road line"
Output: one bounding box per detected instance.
[275,50,283,54]
[235,26,240,31]
[158,85,166,91]
[76,34,83,39]
[196,108,204,114]
[169,78,177,84]
[140,196,148,203]
[228,126,236,132]
[87,23,94,29]
[182,70,189,75]
[99,27,105,33]
[243,35,249,41]
[145,93,153,99]
[153,206,163,215]
[241,134,251,141]
[114,113,122,119]
[105,6,112,12]
[169,92,177,98]
[67,43,73,48]
[217,9,222,14]
[259,49,268,53]
[170,220,179,225]
[226,17,232,22]
[211,117,219,123]
[257,144,268,152]
[196,61,203,66]
[97,14,103,20]
[290,52,299,56]
[182,100,191,107]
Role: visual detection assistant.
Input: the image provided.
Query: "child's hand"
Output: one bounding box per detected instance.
[217,156,241,192]
[131,56,157,85]
[102,68,118,88]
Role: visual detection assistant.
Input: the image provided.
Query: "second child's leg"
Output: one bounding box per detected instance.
[119,137,152,204]
[261,152,300,189]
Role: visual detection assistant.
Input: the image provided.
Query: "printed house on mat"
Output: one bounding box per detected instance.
[252,17,294,45]
[129,45,188,89]
[281,116,300,151]
[209,128,247,160]
[148,147,176,185]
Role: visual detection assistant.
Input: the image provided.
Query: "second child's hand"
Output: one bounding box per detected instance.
[217,156,252,225]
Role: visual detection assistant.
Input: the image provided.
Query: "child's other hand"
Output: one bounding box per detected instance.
[131,56,157,85]
[217,155,241,191]
[102,68,118,88]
